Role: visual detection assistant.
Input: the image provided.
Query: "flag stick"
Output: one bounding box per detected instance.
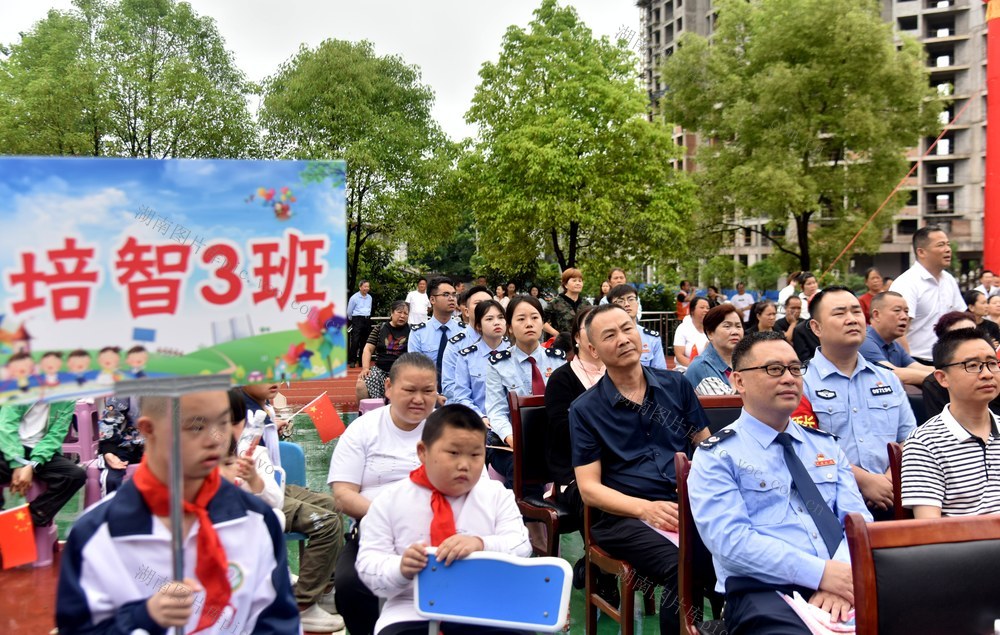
[287,391,329,420]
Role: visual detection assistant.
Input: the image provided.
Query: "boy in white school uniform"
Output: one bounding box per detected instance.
[356,404,532,635]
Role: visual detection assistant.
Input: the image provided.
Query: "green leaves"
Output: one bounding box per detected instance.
[661,0,942,271]
[259,39,452,289]
[0,0,257,158]
[465,0,698,273]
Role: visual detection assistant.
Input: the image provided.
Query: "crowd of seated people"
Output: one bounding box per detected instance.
[26,225,1000,635]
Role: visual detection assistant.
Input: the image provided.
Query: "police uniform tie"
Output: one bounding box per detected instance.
[526,356,546,395]
[434,324,450,391]
[774,432,843,558]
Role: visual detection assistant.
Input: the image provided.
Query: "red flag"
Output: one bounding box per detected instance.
[305,396,346,443]
[0,504,36,569]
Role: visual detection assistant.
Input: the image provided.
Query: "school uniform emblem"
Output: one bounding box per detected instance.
[816,389,837,400]
[814,453,836,467]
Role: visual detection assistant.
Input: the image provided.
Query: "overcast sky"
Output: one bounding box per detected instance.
[0,1,642,140]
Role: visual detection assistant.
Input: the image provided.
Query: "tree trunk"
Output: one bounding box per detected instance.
[551,228,567,271]
[795,212,812,271]
[567,221,579,268]
[349,200,363,293]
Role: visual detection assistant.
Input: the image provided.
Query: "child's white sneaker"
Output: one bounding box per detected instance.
[299,604,345,633]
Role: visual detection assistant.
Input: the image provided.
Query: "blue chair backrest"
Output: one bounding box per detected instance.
[279,441,306,488]
[415,549,571,632]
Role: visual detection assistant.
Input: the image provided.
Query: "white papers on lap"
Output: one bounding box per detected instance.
[779,591,855,634]
[641,521,679,547]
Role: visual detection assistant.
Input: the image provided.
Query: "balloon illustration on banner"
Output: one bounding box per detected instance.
[247,185,298,220]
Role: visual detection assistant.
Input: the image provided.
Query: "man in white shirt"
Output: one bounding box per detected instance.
[973,270,1000,299]
[889,225,965,364]
[730,282,756,324]
[777,272,801,317]
[405,278,431,326]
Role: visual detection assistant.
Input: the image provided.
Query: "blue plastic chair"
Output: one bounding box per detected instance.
[414,548,572,633]
[279,441,308,557]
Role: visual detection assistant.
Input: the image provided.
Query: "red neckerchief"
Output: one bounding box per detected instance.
[409,465,456,546]
[133,458,230,634]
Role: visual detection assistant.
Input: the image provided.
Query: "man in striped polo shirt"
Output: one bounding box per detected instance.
[901,329,1000,517]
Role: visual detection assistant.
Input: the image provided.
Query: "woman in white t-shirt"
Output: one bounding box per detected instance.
[328,353,439,635]
[673,296,710,369]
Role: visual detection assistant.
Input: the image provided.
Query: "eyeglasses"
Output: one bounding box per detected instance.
[433,292,458,299]
[938,359,1000,374]
[612,296,639,306]
[736,363,809,377]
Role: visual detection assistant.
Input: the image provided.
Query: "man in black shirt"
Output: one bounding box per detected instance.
[570,305,711,635]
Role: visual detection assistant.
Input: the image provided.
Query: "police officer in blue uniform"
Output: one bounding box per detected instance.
[441,286,496,401]
[406,276,461,390]
[690,331,872,634]
[607,284,666,370]
[442,299,510,420]
[485,295,567,484]
[801,286,916,518]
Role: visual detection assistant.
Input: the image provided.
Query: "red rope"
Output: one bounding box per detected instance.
[822,97,973,277]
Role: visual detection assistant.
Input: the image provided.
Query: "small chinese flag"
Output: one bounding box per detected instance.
[0,504,37,569]
[304,396,345,444]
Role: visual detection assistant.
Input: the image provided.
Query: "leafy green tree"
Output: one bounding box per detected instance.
[0,0,258,158]
[464,0,699,273]
[660,0,941,272]
[747,258,784,293]
[260,39,454,291]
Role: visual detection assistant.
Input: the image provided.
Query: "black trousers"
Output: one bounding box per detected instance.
[591,511,681,635]
[335,528,380,635]
[379,621,533,635]
[723,577,811,635]
[350,315,373,364]
[0,447,86,527]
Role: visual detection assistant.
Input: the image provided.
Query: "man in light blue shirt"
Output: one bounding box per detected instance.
[802,286,916,518]
[690,331,872,633]
[857,291,933,387]
[406,276,461,391]
[347,280,373,367]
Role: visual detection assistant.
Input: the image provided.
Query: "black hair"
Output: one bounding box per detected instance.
[505,294,544,324]
[932,328,994,369]
[784,294,802,308]
[461,285,493,307]
[913,224,946,256]
[732,330,788,373]
[870,291,903,314]
[807,285,854,320]
[359,279,369,287]
[41,351,63,360]
[227,387,246,426]
[421,404,487,446]
[6,351,32,363]
[753,299,776,317]
[388,352,438,382]
[126,345,147,355]
[68,349,91,359]
[427,276,455,297]
[473,299,506,334]
[552,332,574,357]
[98,346,121,355]
[983,270,995,277]
[864,267,881,280]
[417,276,427,284]
[607,267,626,281]
[689,296,710,314]
[606,284,639,304]
[583,303,630,339]
[573,305,597,337]
[963,289,985,309]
